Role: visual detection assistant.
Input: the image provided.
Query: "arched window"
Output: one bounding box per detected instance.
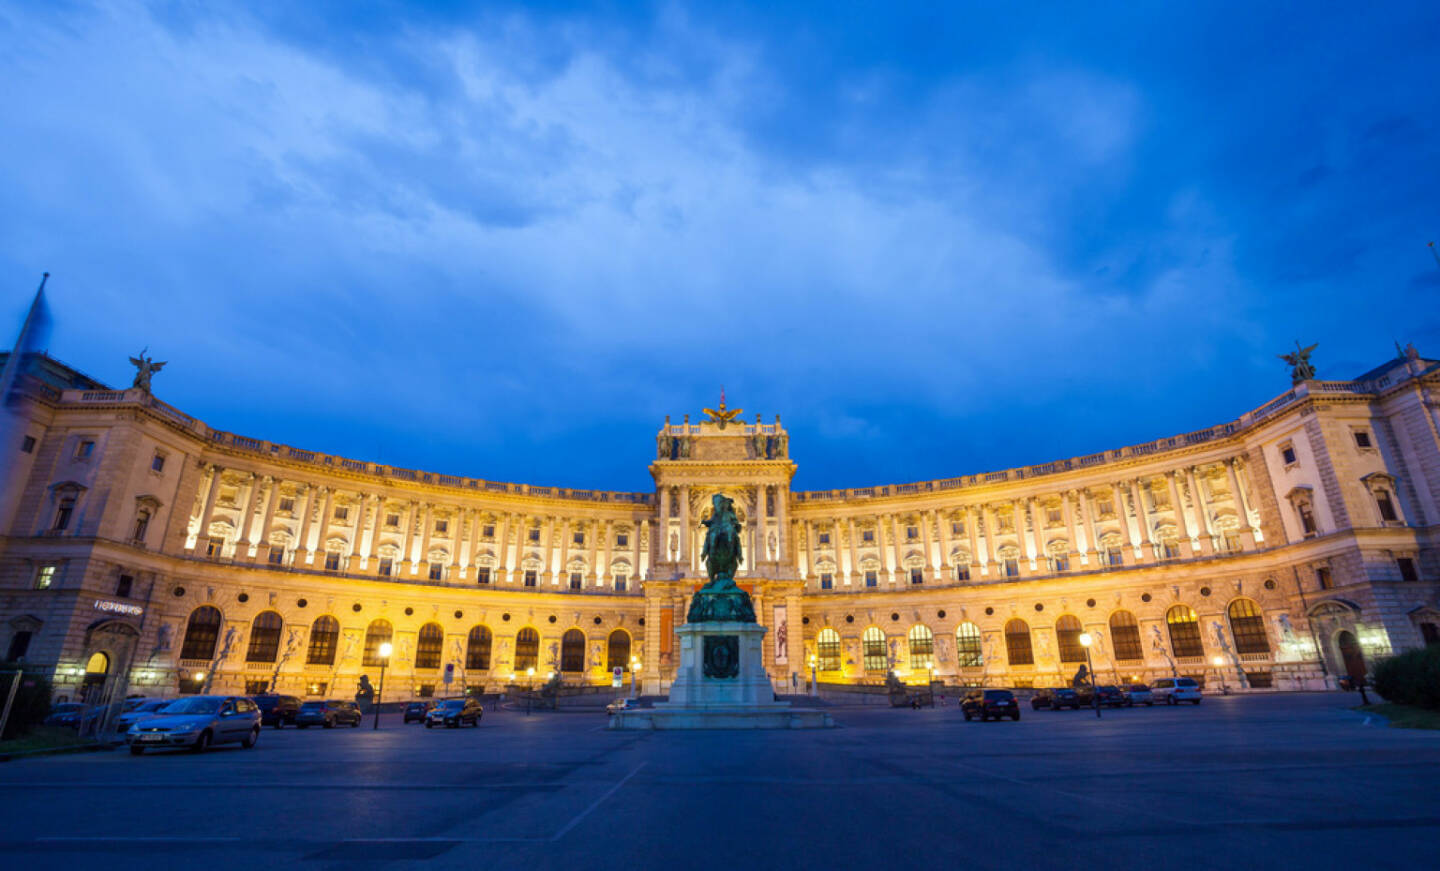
[560,629,585,672]
[466,626,492,670]
[362,619,393,667]
[606,630,631,672]
[85,651,109,674]
[1227,598,1270,656]
[1055,615,1085,663]
[245,611,283,663]
[1005,619,1034,666]
[307,616,339,665]
[955,622,982,667]
[180,606,222,660]
[862,627,887,672]
[1109,610,1142,661]
[1166,605,1203,658]
[514,628,540,671]
[816,628,841,671]
[415,623,443,670]
[908,625,934,671]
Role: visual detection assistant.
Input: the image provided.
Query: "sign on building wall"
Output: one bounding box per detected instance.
[93,599,143,617]
[774,605,788,665]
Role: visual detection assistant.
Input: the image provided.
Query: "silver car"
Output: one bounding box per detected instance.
[114,698,173,732]
[126,695,262,754]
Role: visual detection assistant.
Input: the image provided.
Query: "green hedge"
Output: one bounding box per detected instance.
[1,664,54,740]
[1372,645,1440,711]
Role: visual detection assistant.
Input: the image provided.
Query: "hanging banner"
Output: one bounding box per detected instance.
[774,605,788,665]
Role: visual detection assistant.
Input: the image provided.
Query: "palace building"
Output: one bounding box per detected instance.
[1,348,1437,705]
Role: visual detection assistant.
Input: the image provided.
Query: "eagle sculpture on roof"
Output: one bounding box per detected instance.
[702,387,743,429]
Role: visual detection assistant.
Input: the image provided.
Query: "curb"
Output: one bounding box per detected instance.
[0,741,118,763]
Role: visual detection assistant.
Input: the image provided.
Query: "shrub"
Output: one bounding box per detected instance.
[1372,646,1440,710]
[0,664,54,740]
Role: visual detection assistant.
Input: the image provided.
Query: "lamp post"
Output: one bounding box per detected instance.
[1211,655,1229,695]
[808,655,818,697]
[371,641,392,730]
[630,657,641,698]
[1079,633,1101,719]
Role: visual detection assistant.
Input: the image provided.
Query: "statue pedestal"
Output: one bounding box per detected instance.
[610,622,833,730]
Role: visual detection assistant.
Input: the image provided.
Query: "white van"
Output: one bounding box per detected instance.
[1152,677,1202,705]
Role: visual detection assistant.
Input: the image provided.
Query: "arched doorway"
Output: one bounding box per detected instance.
[560,629,585,673]
[81,651,110,702]
[1336,630,1366,684]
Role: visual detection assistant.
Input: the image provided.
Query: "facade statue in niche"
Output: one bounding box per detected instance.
[1150,626,1178,675]
[1279,341,1318,383]
[668,531,679,560]
[129,348,167,392]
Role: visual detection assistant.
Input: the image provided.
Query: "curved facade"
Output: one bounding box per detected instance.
[2,350,1438,704]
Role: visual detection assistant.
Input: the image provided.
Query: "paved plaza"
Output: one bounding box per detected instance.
[0,694,1436,870]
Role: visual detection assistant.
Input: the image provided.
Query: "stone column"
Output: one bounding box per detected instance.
[415,503,434,576]
[984,504,1002,569]
[312,486,335,565]
[1061,490,1079,565]
[1165,470,1194,552]
[1080,489,1099,565]
[398,500,416,574]
[921,509,937,580]
[1188,466,1217,551]
[542,515,557,585]
[937,510,953,577]
[294,484,317,563]
[557,518,573,585]
[1113,482,1140,559]
[232,473,255,551]
[1016,499,1034,567]
[876,514,892,584]
[847,517,860,585]
[775,484,788,564]
[364,499,384,566]
[638,517,650,581]
[754,485,767,566]
[450,509,467,579]
[347,493,370,570]
[192,464,225,551]
[1226,457,1260,545]
[598,520,611,586]
[1132,479,1154,560]
[679,487,692,575]
[253,476,280,561]
[497,513,513,582]
[890,514,904,584]
[965,506,982,575]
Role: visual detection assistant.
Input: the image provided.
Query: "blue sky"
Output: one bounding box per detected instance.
[2,1,1438,492]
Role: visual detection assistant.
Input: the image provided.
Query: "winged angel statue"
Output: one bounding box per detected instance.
[129,348,167,392]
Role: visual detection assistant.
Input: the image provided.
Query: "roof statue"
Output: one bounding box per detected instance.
[129,348,167,393]
[1278,341,1317,384]
[686,493,756,623]
[702,387,743,429]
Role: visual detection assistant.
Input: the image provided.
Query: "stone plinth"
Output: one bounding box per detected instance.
[609,622,833,730]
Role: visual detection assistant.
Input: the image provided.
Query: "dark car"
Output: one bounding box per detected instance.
[41,702,85,728]
[403,701,435,723]
[961,689,1020,722]
[1095,685,1127,707]
[252,694,301,728]
[1032,688,1081,710]
[425,698,483,728]
[295,700,362,728]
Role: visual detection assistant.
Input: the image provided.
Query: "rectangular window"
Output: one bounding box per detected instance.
[53,497,75,531]
[1051,556,1069,573]
[269,547,286,566]
[573,532,584,546]
[133,509,151,542]
[569,572,583,590]
[955,565,970,581]
[1221,532,1241,554]
[428,563,444,580]
[419,684,435,698]
[1281,444,1297,466]
[906,526,919,540]
[1047,508,1062,525]
[476,567,491,585]
[1376,491,1398,522]
[6,630,32,661]
[334,506,348,521]
[377,557,393,576]
[1353,430,1372,449]
[435,519,448,534]
[1316,567,1333,590]
[325,553,341,571]
[245,680,269,695]
[1098,499,1114,516]
[205,537,224,557]
[20,435,36,453]
[818,533,831,545]
[75,440,95,459]
[862,529,874,543]
[616,533,628,547]
[865,570,878,588]
[280,498,296,513]
[1003,558,1019,577]
[819,573,833,590]
[385,513,400,527]
[35,565,57,589]
[1397,557,1418,582]
[529,528,541,542]
[614,575,628,592]
[150,452,165,472]
[480,524,494,538]
[1161,543,1180,560]
[909,568,924,585]
[524,570,538,587]
[115,574,133,597]
[951,520,965,535]
[305,681,328,697]
[1298,504,1317,536]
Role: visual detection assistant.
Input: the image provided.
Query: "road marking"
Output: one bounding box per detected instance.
[550,762,646,841]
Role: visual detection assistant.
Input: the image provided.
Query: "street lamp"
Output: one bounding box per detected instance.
[808,655,818,697]
[372,641,392,730]
[1079,633,1100,719]
[526,666,535,687]
[630,657,641,698]
[1211,655,1229,695]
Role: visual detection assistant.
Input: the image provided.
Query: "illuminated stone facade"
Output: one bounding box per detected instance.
[2,351,1438,704]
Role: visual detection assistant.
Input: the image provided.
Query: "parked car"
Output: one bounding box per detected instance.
[251,694,302,729]
[425,698,483,728]
[403,701,435,723]
[1095,685,1127,708]
[41,702,84,728]
[295,700,363,728]
[1152,677,1203,705]
[126,695,261,754]
[961,689,1021,721]
[1122,684,1154,706]
[114,698,173,731]
[607,698,638,714]
[1032,688,1081,710]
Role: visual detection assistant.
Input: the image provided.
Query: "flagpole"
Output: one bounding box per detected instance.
[0,273,51,404]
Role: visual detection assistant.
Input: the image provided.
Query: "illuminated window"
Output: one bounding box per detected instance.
[180,606,222,660]
[1004,619,1034,666]
[865,570,878,588]
[1227,599,1270,656]
[245,679,270,695]
[1055,615,1085,663]
[955,623,982,667]
[819,573,833,590]
[1109,610,1142,661]
[305,681,328,696]
[307,617,339,665]
[466,626,492,670]
[908,625,934,671]
[560,629,585,671]
[1166,605,1203,658]
[816,628,841,671]
[514,628,540,671]
[414,623,443,669]
[362,620,393,667]
[1003,558,1019,577]
[607,630,631,671]
[862,627,887,672]
[34,564,57,589]
[246,611,283,663]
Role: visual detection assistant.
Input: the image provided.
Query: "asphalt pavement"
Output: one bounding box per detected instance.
[0,693,1435,870]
